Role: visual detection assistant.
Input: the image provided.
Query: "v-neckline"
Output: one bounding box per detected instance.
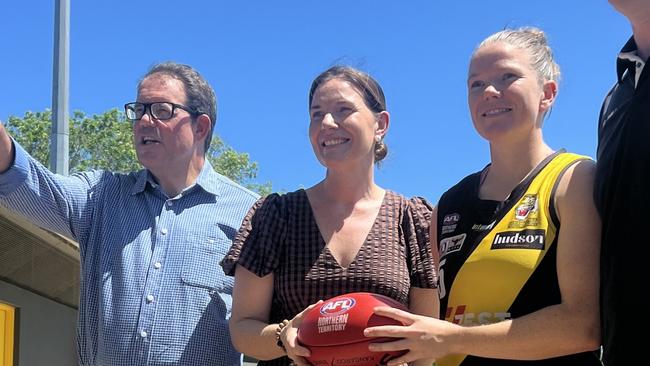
[302,189,389,269]
[475,150,564,205]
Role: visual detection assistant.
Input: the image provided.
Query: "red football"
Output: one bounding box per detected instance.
[297,292,408,366]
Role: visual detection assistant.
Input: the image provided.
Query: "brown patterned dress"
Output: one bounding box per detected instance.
[221,189,437,366]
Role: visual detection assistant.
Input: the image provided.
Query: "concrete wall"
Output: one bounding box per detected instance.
[0,280,77,366]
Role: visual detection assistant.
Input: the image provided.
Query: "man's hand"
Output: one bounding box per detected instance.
[0,121,15,173]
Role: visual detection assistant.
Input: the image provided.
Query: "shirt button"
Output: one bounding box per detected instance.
[160,228,168,235]
[146,295,155,303]
[154,262,162,269]
[140,330,148,338]
[167,201,173,207]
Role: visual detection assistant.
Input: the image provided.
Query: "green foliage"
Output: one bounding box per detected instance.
[5,109,271,195]
[70,109,140,173]
[6,111,52,166]
[208,138,272,196]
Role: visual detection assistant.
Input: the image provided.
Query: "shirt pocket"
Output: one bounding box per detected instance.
[181,233,230,291]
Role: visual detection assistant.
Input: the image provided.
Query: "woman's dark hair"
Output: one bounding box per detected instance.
[308,65,388,163]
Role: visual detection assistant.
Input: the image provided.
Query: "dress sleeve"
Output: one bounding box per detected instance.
[220,193,286,277]
[404,196,437,289]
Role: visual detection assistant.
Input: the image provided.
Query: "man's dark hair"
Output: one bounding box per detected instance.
[140,62,217,153]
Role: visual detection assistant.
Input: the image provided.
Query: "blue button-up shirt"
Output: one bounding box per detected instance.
[0,141,258,365]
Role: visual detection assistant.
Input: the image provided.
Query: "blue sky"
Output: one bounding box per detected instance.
[0,1,630,203]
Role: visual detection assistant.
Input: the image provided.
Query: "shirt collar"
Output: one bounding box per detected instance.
[194,159,221,196]
[130,159,221,197]
[617,37,646,83]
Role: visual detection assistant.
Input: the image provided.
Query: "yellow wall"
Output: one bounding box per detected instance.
[0,303,15,366]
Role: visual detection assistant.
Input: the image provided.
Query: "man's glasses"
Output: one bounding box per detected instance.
[124,102,199,122]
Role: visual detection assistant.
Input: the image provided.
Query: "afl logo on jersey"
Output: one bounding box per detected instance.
[320,298,356,316]
[443,213,460,225]
[442,213,461,235]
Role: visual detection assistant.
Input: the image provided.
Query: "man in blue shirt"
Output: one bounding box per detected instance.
[0,62,258,365]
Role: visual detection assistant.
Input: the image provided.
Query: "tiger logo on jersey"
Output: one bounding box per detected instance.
[509,194,540,229]
[514,194,538,221]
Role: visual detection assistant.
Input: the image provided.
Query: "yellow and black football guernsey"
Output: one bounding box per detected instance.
[435,151,600,366]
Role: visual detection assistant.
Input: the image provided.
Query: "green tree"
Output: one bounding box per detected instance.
[5,109,271,195]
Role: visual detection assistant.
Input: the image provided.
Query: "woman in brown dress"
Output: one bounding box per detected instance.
[221,65,438,366]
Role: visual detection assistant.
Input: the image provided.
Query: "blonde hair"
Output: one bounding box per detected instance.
[476,27,561,86]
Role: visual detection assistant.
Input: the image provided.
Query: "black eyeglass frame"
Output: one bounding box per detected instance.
[124,102,200,122]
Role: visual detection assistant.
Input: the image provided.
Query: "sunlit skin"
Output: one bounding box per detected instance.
[226,74,449,366]
[362,39,600,366]
[308,78,387,173]
[133,74,209,196]
[608,0,650,60]
[467,42,551,146]
[465,42,558,200]
[0,124,12,173]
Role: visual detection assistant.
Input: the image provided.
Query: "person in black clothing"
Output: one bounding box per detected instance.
[595,1,650,365]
